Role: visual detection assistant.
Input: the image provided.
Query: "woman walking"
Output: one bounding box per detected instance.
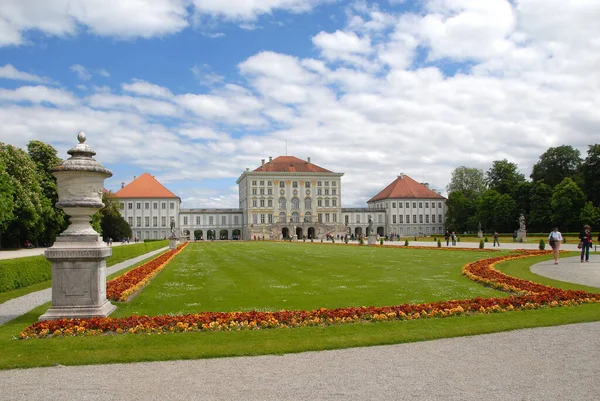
[548,227,563,265]
[579,225,593,263]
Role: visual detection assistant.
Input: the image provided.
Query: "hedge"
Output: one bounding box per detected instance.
[0,240,169,293]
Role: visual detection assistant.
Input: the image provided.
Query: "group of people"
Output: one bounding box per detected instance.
[444,231,457,246]
[548,225,598,265]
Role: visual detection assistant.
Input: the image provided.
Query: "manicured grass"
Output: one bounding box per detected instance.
[2,244,599,370]
[112,242,507,317]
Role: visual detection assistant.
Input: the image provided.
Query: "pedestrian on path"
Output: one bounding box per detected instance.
[493,231,500,247]
[579,225,592,263]
[451,231,457,246]
[548,227,563,265]
[445,230,450,246]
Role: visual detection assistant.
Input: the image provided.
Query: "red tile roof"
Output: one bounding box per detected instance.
[253,156,333,173]
[368,174,445,202]
[113,173,179,199]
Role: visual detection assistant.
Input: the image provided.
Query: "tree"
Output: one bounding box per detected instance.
[527,181,553,232]
[446,167,486,198]
[485,159,525,196]
[579,201,599,227]
[445,191,478,233]
[581,144,600,206]
[0,158,15,248]
[551,178,586,231]
[0,143,45,248]
[476,190,517,233]
[99,192,131,241]
[27,140,67,245]
[531,145,582,187]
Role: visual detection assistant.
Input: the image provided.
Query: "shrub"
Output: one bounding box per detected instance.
[359,237,364,245]
[484,236,489,242]
[311,238,313,243]
[437,239,441,248]
[332,238,335,243]
[404,239,409,246]
[457,236,461,242]
[414,236,417,241]
[563,237,567,244]
[143,239,165,243]
[379,238,384,245]
[479,239,484,249]
[0,256,51,292]
[539,239,546,250]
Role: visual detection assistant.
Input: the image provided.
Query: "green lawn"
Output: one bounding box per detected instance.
[1,242,598,370]
[112,242,506,317]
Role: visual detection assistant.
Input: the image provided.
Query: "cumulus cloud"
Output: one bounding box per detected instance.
[0,64,52,83]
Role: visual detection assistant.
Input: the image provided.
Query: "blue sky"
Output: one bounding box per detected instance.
[1,0,598,208]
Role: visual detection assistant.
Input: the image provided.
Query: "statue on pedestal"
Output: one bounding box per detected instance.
[170,217,176,237]
[519,214,526,231]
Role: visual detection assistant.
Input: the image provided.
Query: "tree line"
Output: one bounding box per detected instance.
[0,141,131,248]
[445,144,600,234]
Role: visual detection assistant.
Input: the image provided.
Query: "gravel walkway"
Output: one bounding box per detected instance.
[1,322,598,400]
[0,247,168,326]
[531,255,600,288]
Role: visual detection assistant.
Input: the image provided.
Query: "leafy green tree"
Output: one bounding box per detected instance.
[476,190,517,233]
[527,181,553,232]
[485,159,525,196]
[581,144,600,206]
[0,158,15,248]
[27,140,67,245]
[445,191,478,233]
[531,145,582,187]
[446,166,486,198]
[98,192,131,241]
[551,178,586,231]
[579,201,599,227]
[0,143,45,248]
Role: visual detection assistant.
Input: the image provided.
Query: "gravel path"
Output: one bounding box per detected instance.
[0,247,168,326]
[531,255,600,288]
[1,322,598,401]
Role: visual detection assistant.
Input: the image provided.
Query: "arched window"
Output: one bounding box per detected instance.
[292,212,300,223]
[279,212,286,223]
[304,212,312,223]
[279,197,286,209]
[304,197,312,209]
[291,198,299,209]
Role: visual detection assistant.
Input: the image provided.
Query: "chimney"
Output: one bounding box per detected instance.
[133,176,137,180]
[422,182,429,189]
[268,156,272,162]
[121,182,125,188]
[261,159,265,166]
[398,173,403,179]
[246,168,249,171]
[307,157,311,163]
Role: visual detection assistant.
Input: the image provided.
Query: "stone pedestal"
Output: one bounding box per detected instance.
[477,230,483,238]
[292,235,298,242]
[169,237,179,250]
[368,234,377,245]
[517,229,527,242]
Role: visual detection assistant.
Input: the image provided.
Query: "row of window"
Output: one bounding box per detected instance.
[251,198,338,209]
[251,180,337,187]
[126,202,176,210]
[128,216,170,228]
[392,202,443,209]
[251,212,338,224]
[391,215,443,224]
[251,188,338,195]
[181,216,240,226]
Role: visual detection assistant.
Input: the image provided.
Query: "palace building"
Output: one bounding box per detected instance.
[113,157,446,240]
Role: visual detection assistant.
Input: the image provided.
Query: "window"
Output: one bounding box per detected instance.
[305,181,310,188]
[137,217,141,226]
[260,199,265,207]
[279,197,286,209]
[332,181,336,186]
[291,198,299,209]
[378,215,382,223]
[393,215,397,223]
[268,199,273,207]
[325,181,329,186]
[345,215,349,224]
[144,217,149,227]
[405,202,409,208]
[325,199,330,207]
[333,214,337,222]
[267,188,272,195]
[432,215,436,223]
[406,215,409,223]
[438,202,442,208]
[325,189,329,195]
[332,199,337,207]
[392,202,396,208]
[267,181,272,186]
[234,216,239,225]
[304,198,312,209]
[413,215,417,223]
[252,180,257,186]
[439,214,443,223]
[292,212,300,223]
[252,200,257,208]
[318,199,322,207]
[317,181,322,187]
[161,217,166,227]
[332,189,336,195]
[325,213,330,222]
[128,217,133,226]
[413,202,417,208]
[433,203,436,208]
[399,215,404,223]
[260,189,264,195]
[222,216,226,225]
[356,215,360,224]
[162,202,166,209]
[153,202,158,209]
[260,180,264,186]
[170,202,174,210]
[293,181,298,188]
[418,202,422,208]
[426,215,430,223]
[279,181,285,188]
[183,217,188,225]
[260,214,265,224]
[252,214,258,224]
[419,215,423,223]
[425,202,429,208]
[305,212,312,222]
[317,189,322,195]
[153,217,158,227]
[128,203,133,209]
[136,203,141,209]
[196,216,201,225]
[268,214,273,224]
[279,212,286,223]
[252,189,257,195]
[209,216,214,225]
[318,213,323,222]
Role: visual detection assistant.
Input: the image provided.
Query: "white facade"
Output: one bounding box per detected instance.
[368,198,446,236]
[117,197,180,240]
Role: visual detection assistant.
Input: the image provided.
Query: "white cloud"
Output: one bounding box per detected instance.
[0,86,77,106]
[191,0,326,21]
[86,93,180,117]
[97,69,110,78]
[0,64,51,83]
[312,30,373,64]
[122,80,173,99]
[70,64,92,81]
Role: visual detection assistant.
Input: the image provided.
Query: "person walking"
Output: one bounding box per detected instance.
[493,231,500,247]
[445,231,450,246]
[451,231,457,246]
[548,227,563,265]
[579,225,593,263]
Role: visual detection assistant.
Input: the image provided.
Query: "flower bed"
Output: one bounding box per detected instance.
[106,242,188,302]
[20,248,599,339]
